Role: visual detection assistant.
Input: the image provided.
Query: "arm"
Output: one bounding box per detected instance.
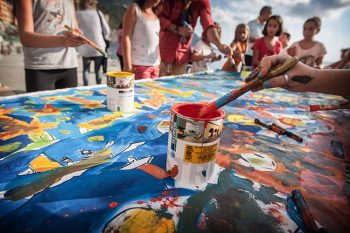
[252,48,260,67]
[334,49,350,69]
[122,4,136,72]
[16,0,84,48]
[229,41,235,49]
[196,0,231,56]
[287,46,296,57]
[259,54,350,96]
[231,43,243,60]
[315,55,324,69]
[192,51,215,62]
[206,27,231,56]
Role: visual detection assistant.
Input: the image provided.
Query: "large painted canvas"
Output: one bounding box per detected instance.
[0,71,349,232]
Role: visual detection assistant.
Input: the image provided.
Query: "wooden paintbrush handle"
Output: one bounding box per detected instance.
[245,57,298,83]
[64,25,107,57]
[263,57,299,81]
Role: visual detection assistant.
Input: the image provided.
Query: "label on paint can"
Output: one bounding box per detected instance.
[106,72,135,112]
[107,87,134,112]
[184,143,218,163]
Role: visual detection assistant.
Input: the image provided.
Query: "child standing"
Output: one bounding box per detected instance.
[279,29,291,55]
[288,17,326,69]
[191,22,222,73]
[252,15,283,67]
[123,0,162,80]
[16,0,85,92]
[222,23,249,72]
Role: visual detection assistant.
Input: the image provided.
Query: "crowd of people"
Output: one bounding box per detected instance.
[15,0,349,96]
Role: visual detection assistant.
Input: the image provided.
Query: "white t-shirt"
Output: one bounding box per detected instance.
[290,41,327,68]
[191,40,213,73]
[24,0,77,69]
[247,18,264,56]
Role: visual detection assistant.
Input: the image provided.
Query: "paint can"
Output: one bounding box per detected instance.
[106,72,135,112]
[166,103,225,189]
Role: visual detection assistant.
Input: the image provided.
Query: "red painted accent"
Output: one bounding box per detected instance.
[136,200,144,204]
[162,191,169,196]
[109,202,118,208]
[171,103,225,121]
[309,105,322,112]
[167,165,178,178]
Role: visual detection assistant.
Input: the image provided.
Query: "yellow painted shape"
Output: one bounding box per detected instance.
[280,117,305,126]
[134,101,143,109]
[78,112,123,130]
[0,142,21,153]
[30,154,61,172]
[228,115,254,125]
[116,208,175,233]
[88,136,104,142]
[60,130,70,134]
[0,117,58,141]
[77,90,94,95]
[56,116,71,122]
[250,93,273,102]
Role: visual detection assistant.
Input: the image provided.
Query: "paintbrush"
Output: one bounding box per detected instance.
[271,123,303,142]
[198,57,298,118]
[291,190,319,233]
[309,101,350,112]
[255,119,303,142]
[64,25,108,57]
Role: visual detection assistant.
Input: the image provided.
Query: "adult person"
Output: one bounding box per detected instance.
[257,54,350,97]
[77,0,110,86]
[246,5,272,66]
[16,0,85,93]
[158,0,232,76]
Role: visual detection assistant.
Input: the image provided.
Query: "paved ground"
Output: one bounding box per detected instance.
[0,54,121,96]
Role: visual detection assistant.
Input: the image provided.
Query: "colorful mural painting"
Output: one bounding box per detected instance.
[0,71,349,233]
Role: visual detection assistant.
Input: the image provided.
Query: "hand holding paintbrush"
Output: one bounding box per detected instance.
[198,56,298,118]
[64,25,108,57]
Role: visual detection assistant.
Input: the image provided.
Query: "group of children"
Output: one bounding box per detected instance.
[194,15,326,74]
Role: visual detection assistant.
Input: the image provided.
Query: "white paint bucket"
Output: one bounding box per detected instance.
[106,72,135,112]
[166,103,225,189]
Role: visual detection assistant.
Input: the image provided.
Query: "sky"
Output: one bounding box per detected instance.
[196,0,350,67]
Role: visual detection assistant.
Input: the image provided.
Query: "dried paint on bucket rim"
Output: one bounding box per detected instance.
[106,71,135,89]
[171,102,225,122]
